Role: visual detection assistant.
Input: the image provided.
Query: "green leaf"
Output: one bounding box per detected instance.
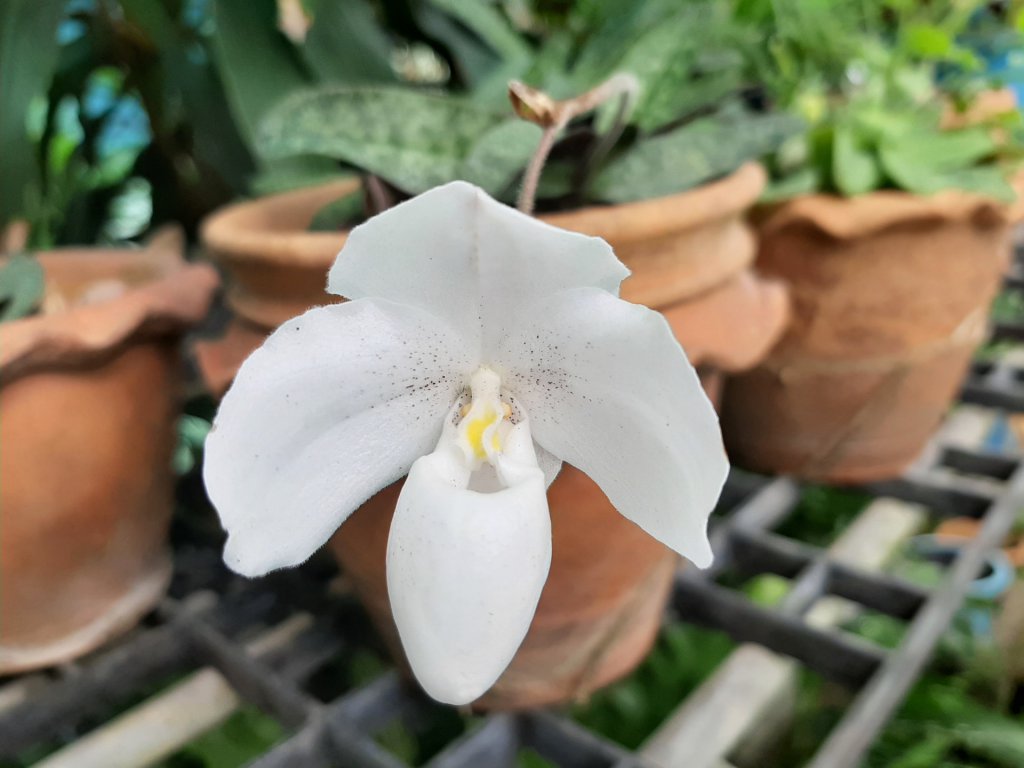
[955,714,1024,766]
[250,156,350,196]
[846,612,906,649]
[308,187,365,232]
[832,124,880,196]
[210,0,311,152]
[884,128,999,172]
[902,23,953,58]
[0,0,64,227]
[83,149,140,190]
[646,68,742,128]
[914,165,1016,202]
[516,748,559,768]
[761,167,821,202]
[301,0,395,84]
[592,9,743,133]
[460,120,542,198]
[413,6,503,90]
[417,0,535,94]
[887,733,955,768]
[848,105,928,144]
[590,12,693,130]
[179,414,213,447]
[469,58,537,108]
[157,705,284,767]
[573,622,735,749]
[593,111,803,203]
[567,0,683,89]
[743,575,791,607]
[521,31,576,97]
[120,0,255,192]
[879,128,1015,200]
[374,721,418,764]
[534,159,576,201]
[428,0,532,63]
[0,254,46,323]
[257,87,518,194]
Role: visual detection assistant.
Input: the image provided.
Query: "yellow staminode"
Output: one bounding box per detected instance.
[458,368,512,463]
[464,407,502,459]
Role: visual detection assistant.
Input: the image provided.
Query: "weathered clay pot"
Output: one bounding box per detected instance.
[723,188,1024,483]
[200,179,360,330]
[0,231,218,673]
[198,165,788,707]
[198,163,788,395]
[543,163,767,308]
[544,163,790,407]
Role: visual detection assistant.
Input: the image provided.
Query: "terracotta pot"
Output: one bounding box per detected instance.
[723,187,1024,483]
[198,163,788,394]
[0,231,218,673]
[200,179,359,329]
[330,465,677,710]
[199,165,788,707]
[542,163,766,308]
[544,163,790,398]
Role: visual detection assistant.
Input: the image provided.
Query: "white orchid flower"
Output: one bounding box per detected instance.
[204,181,728,705]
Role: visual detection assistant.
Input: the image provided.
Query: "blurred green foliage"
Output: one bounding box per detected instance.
[991,289,1024,325]
[172,413,212,474]
[258,0,800,209]
[8,0,1020,245]
[569,475,1024,767]
[2,0,733,236]
[825,608,1024,768]
[257,87,542,197]
[1,0,65,232]
[516,748,559,768]
[156,706,285,768]
[572,622,736,749]
[1,0,253,247]
[741,0,1024,200]
[733,574,1024,767]
[776,485,873,547]
[374,706,480,766]
[0,254,46,323]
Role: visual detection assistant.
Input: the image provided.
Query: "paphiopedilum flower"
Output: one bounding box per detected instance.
[204,182,728,705]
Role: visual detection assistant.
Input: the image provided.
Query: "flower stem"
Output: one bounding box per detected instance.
[516,120,568,216]
[364,174,395,215]
[513,73,640,215]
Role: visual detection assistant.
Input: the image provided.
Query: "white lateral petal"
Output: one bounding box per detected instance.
[534,442,563,488]
[387,442,551,705]
[497,288,728,568]
[204,299,474,577]
[327,181,629,356]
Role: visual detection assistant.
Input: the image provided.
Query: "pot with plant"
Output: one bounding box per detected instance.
[204,182,729,710]
[721,0,1024,483]
[197,0,799,398]
[199,0,795,708]
[0,228,217,672]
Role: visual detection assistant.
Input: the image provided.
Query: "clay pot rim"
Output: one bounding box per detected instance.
[757,178,1024,241]
[660,269,790,372]
[200,178,360,268]
[0,229,219,384]
[541,162,767,243]
[200,163,767,268]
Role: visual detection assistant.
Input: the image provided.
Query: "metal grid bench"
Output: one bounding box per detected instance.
[3,247,1024,768]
